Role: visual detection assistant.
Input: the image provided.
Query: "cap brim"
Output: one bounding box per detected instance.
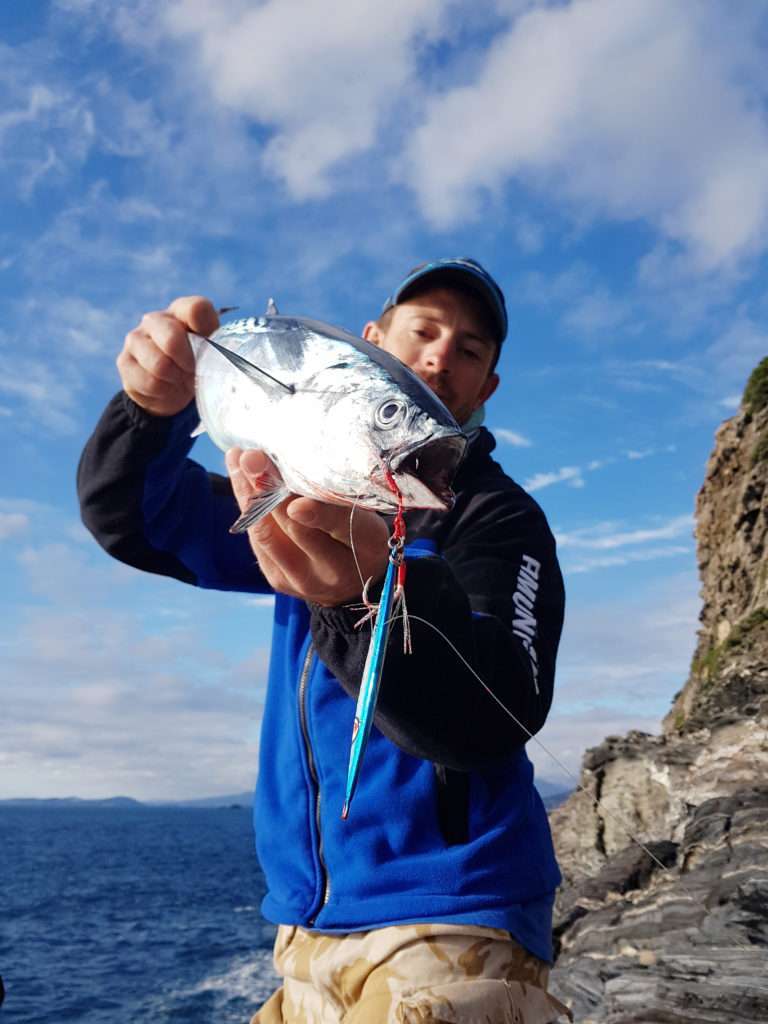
[388,261,507,343]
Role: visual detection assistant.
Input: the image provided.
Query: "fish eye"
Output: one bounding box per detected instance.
[375,398,406,429]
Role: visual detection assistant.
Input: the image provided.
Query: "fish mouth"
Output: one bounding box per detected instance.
[387,433,467,510]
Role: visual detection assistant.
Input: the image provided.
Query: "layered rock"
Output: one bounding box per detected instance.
[549,359,768,1023]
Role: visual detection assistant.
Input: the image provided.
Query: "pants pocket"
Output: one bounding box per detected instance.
[393,978,573,1024]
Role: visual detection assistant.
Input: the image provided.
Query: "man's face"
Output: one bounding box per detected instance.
[363,287,500,426]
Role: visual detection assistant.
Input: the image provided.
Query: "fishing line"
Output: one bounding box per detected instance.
[347,497,375,638]
[346,519,715,895]
[382,610,753,950]
[343,513,750,947]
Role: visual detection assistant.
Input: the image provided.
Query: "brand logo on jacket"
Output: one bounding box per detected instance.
[512,554,540,693]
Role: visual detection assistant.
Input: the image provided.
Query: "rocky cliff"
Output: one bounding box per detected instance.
[549,358,768,1023]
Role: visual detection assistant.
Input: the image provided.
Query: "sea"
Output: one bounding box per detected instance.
[0,804,280,1023]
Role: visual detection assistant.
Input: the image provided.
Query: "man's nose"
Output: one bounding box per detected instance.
[422,336,455,373]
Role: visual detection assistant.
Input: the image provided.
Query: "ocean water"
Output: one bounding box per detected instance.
[0,804,280,1023]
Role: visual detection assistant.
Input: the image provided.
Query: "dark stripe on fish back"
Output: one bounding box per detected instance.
[291,317,461,430]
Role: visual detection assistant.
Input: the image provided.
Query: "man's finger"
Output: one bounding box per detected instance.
[277,512,352,565]
[226,448,261,515]
[226,449,282,511]
[167,295,220,338]
[126,327,194,384]
[225,449,297,553]
[240,449,273,479]
[285,498,388,550]
[283,499,350,545]
[137,312,197,375]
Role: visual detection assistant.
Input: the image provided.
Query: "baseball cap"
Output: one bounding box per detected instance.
[381,257,508,345]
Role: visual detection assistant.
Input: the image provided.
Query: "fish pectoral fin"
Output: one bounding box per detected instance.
[194,333,295,395]
[229,485,291,534]
[190,421,207,438]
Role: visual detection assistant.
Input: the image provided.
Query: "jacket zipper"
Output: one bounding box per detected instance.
[297,642,330,923]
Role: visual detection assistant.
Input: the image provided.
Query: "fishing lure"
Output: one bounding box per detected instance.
[341,473,409,819]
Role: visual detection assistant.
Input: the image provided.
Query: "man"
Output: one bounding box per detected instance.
[78,258,569,1022]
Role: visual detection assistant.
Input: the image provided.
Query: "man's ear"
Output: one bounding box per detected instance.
[362,321,382,345]
[476,371,500,408]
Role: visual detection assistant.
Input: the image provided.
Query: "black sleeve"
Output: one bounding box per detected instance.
[77,391,268,593]
[309,483,565,771]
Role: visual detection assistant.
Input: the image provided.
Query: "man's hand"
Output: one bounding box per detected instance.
[117,296,219,416]
[226,449,390,607]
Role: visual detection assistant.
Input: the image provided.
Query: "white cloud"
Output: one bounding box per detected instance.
[556,514,693,551]
[494,427,532,447]
[16,542,136,603]
[0,81,56,130]
[637,360,681,373]
[524,465,584,492]
[1,536,270,801]
[0,350,86,434]
[0,46,95,198]
[403,0,768,268]
[0,512,29,540]
[564,544,692,575]
[29,0,768,291]
[161,0,452,199]
[558,573,699,698]
[599,321,764,419]
[531,572,699,780]
[562,288,632,336]
[525,443,680,495]
[625,444,675,460]
[512,215,544,254]
[0,609,264,800]
[705,318,768,392]
[244,596,276,609]
[513,264,639,339]
[28,295,126,357]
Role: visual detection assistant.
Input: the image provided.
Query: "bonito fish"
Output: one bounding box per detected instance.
[189,308,467,532]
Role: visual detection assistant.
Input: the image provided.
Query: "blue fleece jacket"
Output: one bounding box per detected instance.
[77,392,565,961]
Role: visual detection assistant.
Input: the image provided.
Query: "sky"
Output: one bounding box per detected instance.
[1,0,767,801]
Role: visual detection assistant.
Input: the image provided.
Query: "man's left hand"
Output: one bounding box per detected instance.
[226,449,391,607]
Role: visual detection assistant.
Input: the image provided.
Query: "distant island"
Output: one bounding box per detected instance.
[0,792,253,808]
[0,795,145,807]
[0,780,573,810]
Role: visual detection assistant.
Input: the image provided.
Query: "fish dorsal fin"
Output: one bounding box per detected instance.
[266,297,279,315]
[193,333,295,394]
[190,421,206,438]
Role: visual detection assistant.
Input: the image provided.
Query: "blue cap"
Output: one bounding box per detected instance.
[381,257,508,345]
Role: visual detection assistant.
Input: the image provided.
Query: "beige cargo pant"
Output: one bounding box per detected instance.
[250,923,572,1023]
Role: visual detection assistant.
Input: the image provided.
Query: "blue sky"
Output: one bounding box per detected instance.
[2,0,767,800]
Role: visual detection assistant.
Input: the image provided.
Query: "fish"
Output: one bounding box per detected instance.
[189,306,468,533]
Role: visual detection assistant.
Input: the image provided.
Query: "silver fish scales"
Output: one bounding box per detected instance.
[189,309,467,531]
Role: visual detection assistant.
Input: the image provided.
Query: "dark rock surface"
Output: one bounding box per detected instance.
[551,788,768,1022]
[549,362,768,1022]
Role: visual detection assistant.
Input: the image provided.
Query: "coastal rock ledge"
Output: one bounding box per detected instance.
[548,359,768,1023]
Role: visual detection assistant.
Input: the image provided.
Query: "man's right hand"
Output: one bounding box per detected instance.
[117,296,220,416]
